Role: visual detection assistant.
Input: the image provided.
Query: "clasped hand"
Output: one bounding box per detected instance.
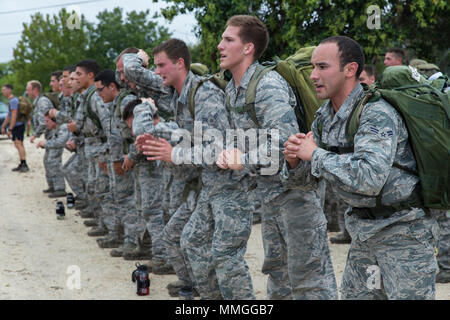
[283,131,317,168]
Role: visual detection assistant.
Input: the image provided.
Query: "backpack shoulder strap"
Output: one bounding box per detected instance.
[115,89,130,119]
[225,65,275,129]
[84,89,102,131]
[243,65,276,128]
[187,78,206,120]
[188,75,227,120]
[345,85,381,144]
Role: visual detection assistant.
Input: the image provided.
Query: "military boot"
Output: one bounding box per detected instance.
[42,187,55,193]
[436,270,450,283]
[330,229,351,244]
[123,246,152,261]
[97,232,123,248]
[167,281,199,298]
[48,190,67,198]
[87,226,108,237]
[83,219,98,227]
[79,209,94,219]
[110,242,136,258]
[167,280,185,297]
[152,260,176,275]
[74,198,87,210]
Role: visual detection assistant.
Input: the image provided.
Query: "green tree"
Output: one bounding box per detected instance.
[11,9,92,93]
[158,0,449,72]
[9,7,172,93]
[86,7,172,69]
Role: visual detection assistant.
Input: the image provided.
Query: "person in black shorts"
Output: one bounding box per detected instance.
[1,84,29,172]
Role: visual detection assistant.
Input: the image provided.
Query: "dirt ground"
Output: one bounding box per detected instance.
[0,137,449,300]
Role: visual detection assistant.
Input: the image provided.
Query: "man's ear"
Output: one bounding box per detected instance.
[244,43,255,56]
[344,62,358,79]
[176,57,186,71]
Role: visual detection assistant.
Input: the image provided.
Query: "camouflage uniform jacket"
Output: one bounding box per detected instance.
[45,123,70,150]
[101,92,137,162]
[32,94,54,138]
[55,94,75,124]
[280,83,431,241]
[122,53,173,115]
[226,61,299,203]
[74,84,108,160]
[129,67,201,183]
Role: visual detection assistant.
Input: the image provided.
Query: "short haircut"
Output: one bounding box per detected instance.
[152,38,191,71]
[63,65,76,73]
[226,15,269,61]
[122,98,142,121]
[2,84,13,90]
[94,69,121,89]
[27,80,42,92]
[320,36,365,78]
[363,65,374,77]
[116,47,139,63]
[76,59,101,76]
[51,70,63,81]
[386,48,404,61]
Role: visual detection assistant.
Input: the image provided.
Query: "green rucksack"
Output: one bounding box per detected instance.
[346,65,450,210]
[189,47,323,130]
[190,63,210,76]
[43,92,61,110]
[82,88,104,135]
[187,65,230,119]
[17,96,33,121]
[235,46,324,132]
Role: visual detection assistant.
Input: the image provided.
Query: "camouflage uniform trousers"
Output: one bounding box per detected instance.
[161,170,173,219]
[341,214,439,300]
[45,147,66,191]
[324,184,347,232]
[43,130,54,189]
[86,157,109,228]
[133,160,165,261]
[62,152,86,199]
[102,160,135,242]
[181,187,255,300]
[162,177,198,288]
[261,188,338,300]
[436,210,450,272]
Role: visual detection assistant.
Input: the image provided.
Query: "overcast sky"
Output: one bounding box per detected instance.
[0,0,198,63]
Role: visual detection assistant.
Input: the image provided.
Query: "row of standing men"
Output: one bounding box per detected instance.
[28,14,450,300]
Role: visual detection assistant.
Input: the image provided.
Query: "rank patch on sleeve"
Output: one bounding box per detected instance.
[370,126,393,139]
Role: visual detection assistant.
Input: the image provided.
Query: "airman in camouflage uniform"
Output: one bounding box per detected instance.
[70,61,112,243]
[28,82,55,192]
[118,52,174,272]
[123,43,215,292]
[73,83,110,239]
[282,36,438,299]
[214,16,337,300]
[60,92,88,208]
[40,119,70,195]
[94,70,145,258]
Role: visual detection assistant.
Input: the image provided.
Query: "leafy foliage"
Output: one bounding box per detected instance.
[6,7,171,94]
[158,0,449,73]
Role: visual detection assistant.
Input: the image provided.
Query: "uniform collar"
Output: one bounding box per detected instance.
[319,83,364,120]
[177,71,195,106]
[335,83,365,120]
[227,61,259,93]
[81,84,96,98]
